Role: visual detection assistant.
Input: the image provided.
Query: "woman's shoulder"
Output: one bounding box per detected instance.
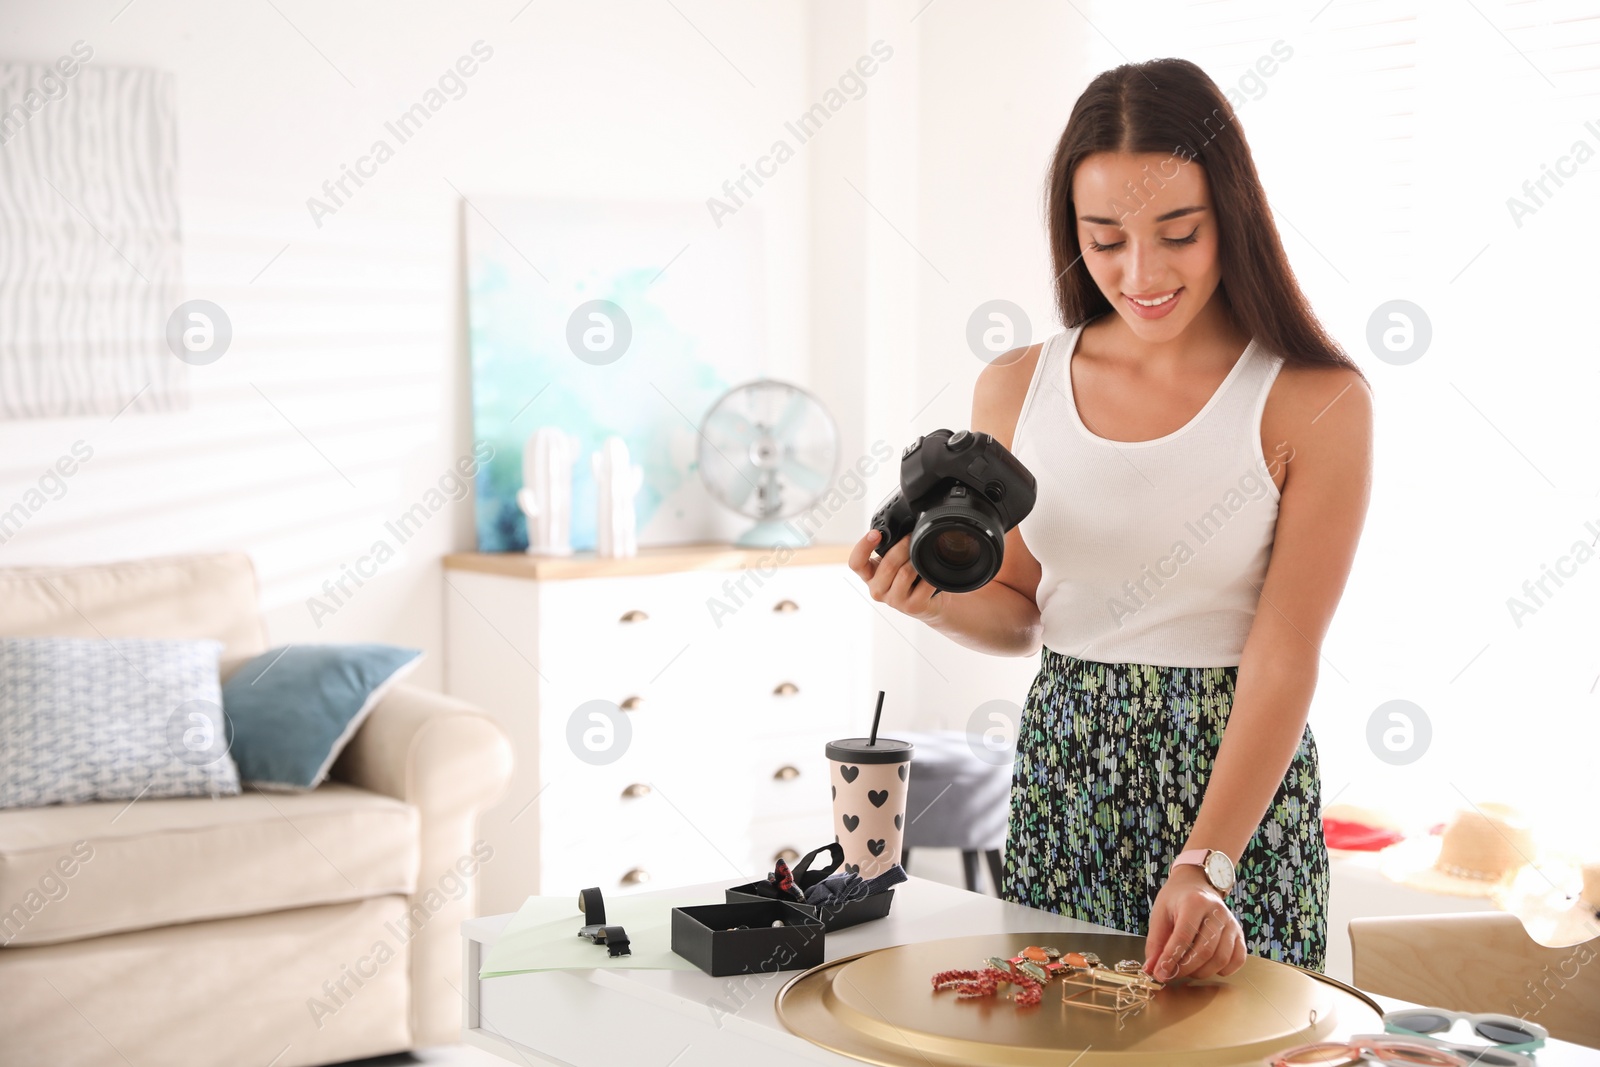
[1264,355,1371,413]
[973,337,1051,447]
[1261,354,1373,459]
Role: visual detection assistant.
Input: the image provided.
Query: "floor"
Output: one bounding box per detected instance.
[332,848,981,1066]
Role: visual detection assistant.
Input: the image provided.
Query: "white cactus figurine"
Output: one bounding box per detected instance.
[516,427,577,556]
[591,436,643,558]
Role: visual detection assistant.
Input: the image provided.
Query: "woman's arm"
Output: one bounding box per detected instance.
[847,344,1045,656]
[1144,365,1374,981]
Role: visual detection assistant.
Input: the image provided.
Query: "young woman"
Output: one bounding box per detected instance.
[848,58,1372,981]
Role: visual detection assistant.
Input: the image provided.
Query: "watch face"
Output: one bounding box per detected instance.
[1204,850,1235,892]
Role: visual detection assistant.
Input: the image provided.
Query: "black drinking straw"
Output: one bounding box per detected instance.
[868,690,885,746]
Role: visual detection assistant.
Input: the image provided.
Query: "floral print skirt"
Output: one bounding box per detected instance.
[997,646,1330,972]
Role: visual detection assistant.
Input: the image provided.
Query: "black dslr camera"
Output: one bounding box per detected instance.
[869,429,1037,594]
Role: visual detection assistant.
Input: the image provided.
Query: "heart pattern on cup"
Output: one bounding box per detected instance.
[845,862,860,875]
[829,749,911,880]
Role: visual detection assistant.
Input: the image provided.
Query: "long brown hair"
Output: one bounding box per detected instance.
[1046,58,1368,383]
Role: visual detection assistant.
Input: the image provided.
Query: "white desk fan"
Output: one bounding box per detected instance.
[697,379,839,547]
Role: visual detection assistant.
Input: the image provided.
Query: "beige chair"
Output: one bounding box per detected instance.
[1350,911,1600,1049]
[0,553,513,1067]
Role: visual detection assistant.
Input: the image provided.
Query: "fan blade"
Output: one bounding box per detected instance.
[706,447,762,511]
[771,391,814,440]
[777,456,833,497]
[701,407,755,448]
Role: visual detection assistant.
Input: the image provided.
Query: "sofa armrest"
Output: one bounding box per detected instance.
[333,683,510,810]
[331,682,512,1047]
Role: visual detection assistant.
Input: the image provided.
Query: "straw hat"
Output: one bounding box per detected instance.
[1380,803,1538,897]
[1494,860,1600,948]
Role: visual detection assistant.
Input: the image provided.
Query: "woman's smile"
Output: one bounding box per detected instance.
[1124,287,1184,320]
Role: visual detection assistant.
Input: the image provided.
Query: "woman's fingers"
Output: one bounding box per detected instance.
[852,529,938,619]
[1175,911,1222,977]
[848,529,883,583]
[1186,920,1237,980]
[1219,932,1248,976]
[1192,916,1245,979]
[1174,905,1242,980]
[904,573,941,616]
[866,537,911,601]
[888,555,922,604]
[1189,939,1235,980]
[1153,910,1200,980]
[1143,900,1177,976]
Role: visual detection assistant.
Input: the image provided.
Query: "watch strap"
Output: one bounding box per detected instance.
[1172,848,1234,893]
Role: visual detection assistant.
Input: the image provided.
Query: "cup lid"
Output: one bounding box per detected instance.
[826,737,914,764]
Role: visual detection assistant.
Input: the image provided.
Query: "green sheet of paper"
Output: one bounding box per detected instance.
[479,889,717,977]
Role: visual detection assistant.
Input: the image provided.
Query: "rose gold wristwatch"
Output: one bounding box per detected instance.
[1172,848,1236,894]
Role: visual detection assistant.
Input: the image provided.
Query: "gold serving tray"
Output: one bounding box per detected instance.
[776,932,1383,1067]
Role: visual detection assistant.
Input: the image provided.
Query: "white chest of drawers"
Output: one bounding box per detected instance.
[443,545,870,917]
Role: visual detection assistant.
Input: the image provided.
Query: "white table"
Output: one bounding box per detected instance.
[460,875,1600,1066]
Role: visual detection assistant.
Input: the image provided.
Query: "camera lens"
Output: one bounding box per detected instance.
[932,527,982,567]
[909,506,1002,594]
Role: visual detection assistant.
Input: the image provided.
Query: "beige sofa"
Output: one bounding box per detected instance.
[0,553,513,1067]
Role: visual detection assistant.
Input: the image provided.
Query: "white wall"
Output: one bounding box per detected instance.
[0,0,815,689]
[898,3,1093,732]
[0,0,1048,731]
[796,1,1094,737]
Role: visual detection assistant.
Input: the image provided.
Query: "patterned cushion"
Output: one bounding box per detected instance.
[0,636,239,809]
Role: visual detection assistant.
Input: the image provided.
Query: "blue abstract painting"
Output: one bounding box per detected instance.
[463,198,764,552]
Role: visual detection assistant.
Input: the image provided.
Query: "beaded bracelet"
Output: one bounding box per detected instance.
[931,964,1044,1006]
[930,946,1162,1012]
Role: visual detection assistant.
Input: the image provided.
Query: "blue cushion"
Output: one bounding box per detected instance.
[0,636,238,809]
[222,644,422,790]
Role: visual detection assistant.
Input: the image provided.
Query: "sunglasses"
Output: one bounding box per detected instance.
[1383,1008,1548,1052]
[1352,1033,1536,1067]
[1265,1037,1470,1066]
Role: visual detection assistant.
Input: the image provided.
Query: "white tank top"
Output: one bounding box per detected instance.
[1011,320,1286,668]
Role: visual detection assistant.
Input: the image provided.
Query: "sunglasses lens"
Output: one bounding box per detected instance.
[1475,1021,1535,1044]
[1394,1012,1451,1034]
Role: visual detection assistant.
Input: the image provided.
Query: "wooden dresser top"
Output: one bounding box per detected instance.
[443,543,854,581]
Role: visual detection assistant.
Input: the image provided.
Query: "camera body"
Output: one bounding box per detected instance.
[869,429,1037,593]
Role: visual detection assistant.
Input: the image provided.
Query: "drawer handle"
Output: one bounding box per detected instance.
[772,599,800,614]
[619,609,649,624]
[772,681,800,697]
[620,695,645,711]
[773,765,800,781]
[621,783,652,799]
[620,867,651,886]
[774,848,799,865]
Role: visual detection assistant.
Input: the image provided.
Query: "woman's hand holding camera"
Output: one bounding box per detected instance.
[849,529,943,622]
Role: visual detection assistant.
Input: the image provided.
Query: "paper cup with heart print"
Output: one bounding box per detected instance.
[827,737,913,879]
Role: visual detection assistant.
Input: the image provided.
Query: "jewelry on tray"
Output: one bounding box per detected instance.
[930,946,1163,1013]
[931,964,1044,1006]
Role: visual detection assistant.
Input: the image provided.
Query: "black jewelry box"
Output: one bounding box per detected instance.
[670,900,826,978]
[723,883,895,932]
